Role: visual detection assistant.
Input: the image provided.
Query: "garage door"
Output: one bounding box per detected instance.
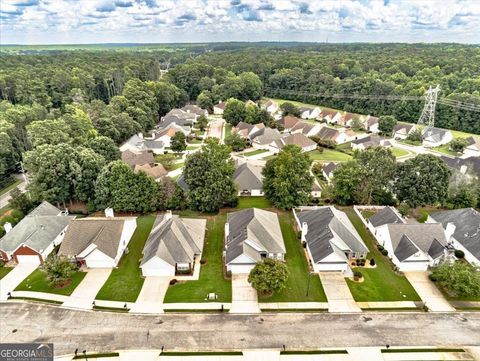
[229,264,254,274]
[16,255,41,265]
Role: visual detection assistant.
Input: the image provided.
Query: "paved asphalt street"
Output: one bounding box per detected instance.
[1,303,479,356]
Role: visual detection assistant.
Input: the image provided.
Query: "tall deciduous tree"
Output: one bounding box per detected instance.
[86,136,120,162]
[263,145,313,209]
[223,98,246,126]
[183,138,237,213]
[378,115,397,135]
[170,131,187,153]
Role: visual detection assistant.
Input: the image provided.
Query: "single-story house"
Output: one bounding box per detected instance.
[427,208,480,266]
[422,127,453,148]
[293,206,369,272]
[290,121,322,137]
[121,149,155,168]
[140,212,206,276]
[233,122,265,139]
[250,127,283,149]
[364,116,380,133]
[134,163,168,181]
[322,162,338,184]
[311,180,322,198]
[323,111,342,125]
[317,127,349,145]
[351,135,391,151]
[157,115,193,134]
[339,112,357,128]
[299,107,321,120]
[376,223,448,271]
[234,162,264,196]
[441,155,480,177]
[393,124,416,139]
[365,206,405,238]
[152,127,178,148]
[181,104,208,117]
[58,215,137,268]
[464,137,480,158]
[0,202,74,264]
[120,134,165,155]
[164,108,198,122]
[213,101,227,115]
[262,99,279,114]
[225,208,286,274]
[269,133,317,154]
[278,115,300,132]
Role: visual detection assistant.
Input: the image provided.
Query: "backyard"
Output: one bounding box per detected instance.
[258,212,327,302]
[342,208,421,302]
[0,265,13,279]
[95,215,156,302]
[308,149,352,162]
[237,196,272,209]
[15,269,86,296]
[163,214,232,303]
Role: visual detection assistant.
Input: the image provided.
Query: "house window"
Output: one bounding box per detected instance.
[177,264,189,271]
[260,252,267,259]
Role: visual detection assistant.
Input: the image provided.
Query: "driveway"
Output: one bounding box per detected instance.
[230,273,260,314]
[0,263,37,301]
[62,269,112,310]
[0,175,26,209]
[404,272,455,312]
[206,119,224,141]
[129,276,170,314]
[319,272,361,313]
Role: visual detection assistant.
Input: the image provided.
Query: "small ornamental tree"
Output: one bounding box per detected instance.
[378,115,397,135]
[43,254,77,287]
[429,261,480,297]
[225,132,247,152]
[449,138,468,153]
[248,258,289,297]
[280,102,300,117]
[196,115,208,131]
[170,131,187,153]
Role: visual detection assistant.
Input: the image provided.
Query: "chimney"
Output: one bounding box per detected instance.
[105,208,114,218]
[225,223,230,238]
[445,222,456,241]
[302,222,308,236]
[138,132,144,139]
[165,210,173,220]
[4,222,12,233]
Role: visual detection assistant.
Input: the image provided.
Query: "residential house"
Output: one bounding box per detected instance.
[278,115,300,132]
[293,206,369,272]
[134,163,168,181]
[290,121,322,137]
[351,135,391,151]
[323,111,342,125]
[393,124,416,139]
[121,149,155,168]
[250,127,283,149]
[322,162,338,184]
[233,122,265,139]
[311,180,322,198]
[140,212,206,276]
[225,208,286,273]
[213,101,227,115]
[120,134,165,154]
[233,162,264,196]
[376,223,448,271]
[157,115,193,134]
[58,213,137,268]
[269,133,317,153]
[152,127,178,148]
[317,127,349,145]
[340,112,357,128]
[364,206,405,238]
[262,99,279,114]
[165,108,198,122]
[441,155,480,177]
[364,116,380,133]
[181,104,208,117]
[299,106,322,120]
[0,202,74,265]
[464,137,480,158]
[427,208,480,266]
[422,127,453,148]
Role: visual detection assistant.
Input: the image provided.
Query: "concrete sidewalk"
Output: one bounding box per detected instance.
[319,272,361,313]
[404,272,455,312]
[230,273,260,314]
[129,276,170,314]
[62,269,111,310]
[0,263,37,301]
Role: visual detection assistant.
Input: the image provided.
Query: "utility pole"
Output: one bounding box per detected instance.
[18,160,31,200]
[418,85,440,132]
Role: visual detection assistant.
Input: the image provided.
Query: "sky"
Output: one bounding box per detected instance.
[1,0,479,45]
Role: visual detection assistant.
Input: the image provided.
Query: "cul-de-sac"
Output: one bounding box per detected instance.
[0,1,479,360]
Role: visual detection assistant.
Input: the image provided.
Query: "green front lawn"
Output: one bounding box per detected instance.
[170,162,184,170]
[224,123,233,141]
[237,197,272,209]
[432,144,459,156]
[391,147,410,158]
[343,208,421,302]
[0,266,13,279]
[259,213,327,302]
[164,215,232,303]
[242,149,269,157]
[15,269,86,296]
[186,145,200,150]
[95,215,156,302]
[308,149,352,162]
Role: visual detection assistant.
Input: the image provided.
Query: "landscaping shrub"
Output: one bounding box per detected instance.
[353,271,363,281]
[381,249,388,256]
[355,259,361,266]
[377,244,384,251]
[454,250,465,259]
[430,261,480,297]
[370,258,376,266]
[169,279,177,285]
[200,258,207,265]
[360,259,366,266]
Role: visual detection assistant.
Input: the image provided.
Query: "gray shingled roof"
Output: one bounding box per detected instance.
[0,202,73,254]
[395,235,419,262]
[121,149,155,168]
[295,206,368,263]
[177,174,189,191]
[322,162,338,178]
[233,163,264,191]
[386,223,447,261]
[369,207,404,228]
[423,127,449,142]
[141,215,206,267]
[430,208,480,261]
[58,218,130,259]
[250,127,282,144]
[226,208,285,263]
[181,104,206,116]
[394,123,414,133]
[318,127,339,140]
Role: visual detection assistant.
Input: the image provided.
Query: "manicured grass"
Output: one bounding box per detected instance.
[432,144,460,156]
[73,353,119,359]
[259,213,327,302]
[0,266,13,279]
[95,216,156,302]
[308,149,352,162]
[162,352,242,356]
[361,210,376,220]
[186,145,200,150]
[15,269,86,296]
[188,138,203,144]
[224,123,233,141]
[170,162,184,170]
[0,178,21,196]
[242,149,269,157]
[381,348,464,353]
[281,350,348,355]
[164,214,232,303]
[391,147,410,158]
[237,197,272,209]
[343,208,421,302]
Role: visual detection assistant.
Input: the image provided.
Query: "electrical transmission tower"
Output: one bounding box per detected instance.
[418,85,441,131]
